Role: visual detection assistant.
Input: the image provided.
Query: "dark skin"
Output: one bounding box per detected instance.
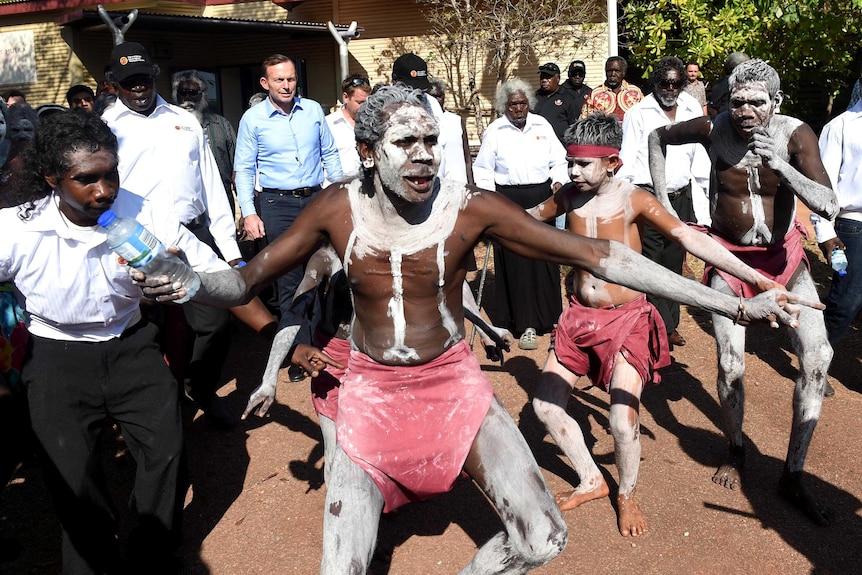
[539,73,560,94]
[649,79,839,526]
[114,73,157,116]
[605,60,626,91]
[45,148,120,226]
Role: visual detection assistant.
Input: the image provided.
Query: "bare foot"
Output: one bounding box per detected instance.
[555,478,610,511]
[712,445,745,491]
[778,469,830,526]
[617,490,648,537]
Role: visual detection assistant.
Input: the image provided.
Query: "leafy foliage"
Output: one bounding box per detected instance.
[622,0,862,116]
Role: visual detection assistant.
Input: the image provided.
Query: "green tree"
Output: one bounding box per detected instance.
[622,0,862,118]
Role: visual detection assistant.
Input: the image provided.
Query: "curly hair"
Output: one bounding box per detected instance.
[649,56,686,92]
[354,83,431,149]
[171,69,208,105]
[19,110,118,205]
[729,58,780,98]
[494,79,536,115]
[563,112,622,149]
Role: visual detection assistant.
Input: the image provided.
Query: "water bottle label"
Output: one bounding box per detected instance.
[115,232,162,267]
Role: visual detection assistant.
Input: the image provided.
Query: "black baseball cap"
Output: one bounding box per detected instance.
[569,61,586,76]
[392,53,431,90]
[110,42,156,82]
[539,62,561,76]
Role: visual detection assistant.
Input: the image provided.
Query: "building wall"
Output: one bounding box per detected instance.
[290,0,610,142]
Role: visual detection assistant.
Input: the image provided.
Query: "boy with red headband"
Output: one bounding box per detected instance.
[527,112,781,537]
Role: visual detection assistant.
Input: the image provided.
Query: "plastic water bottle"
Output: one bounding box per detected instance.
[97,209,201,303]
[830,247,848,277]
[810,213,848,277]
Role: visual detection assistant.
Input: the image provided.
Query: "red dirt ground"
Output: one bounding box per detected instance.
[2,205,860,575]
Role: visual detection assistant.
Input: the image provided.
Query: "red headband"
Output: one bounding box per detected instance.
[565,144,620,158]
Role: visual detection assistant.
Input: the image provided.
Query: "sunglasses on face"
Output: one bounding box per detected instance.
[659,79,685,90]
[177,88,202,97]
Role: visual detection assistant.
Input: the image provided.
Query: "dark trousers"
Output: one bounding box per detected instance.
[640,183,694,334]
[259,191,318,345]
[24,320,183,575]
[182,224,232,398]
[824,217,862,345]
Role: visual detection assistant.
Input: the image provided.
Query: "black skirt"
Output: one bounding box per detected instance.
[492,180,563,335]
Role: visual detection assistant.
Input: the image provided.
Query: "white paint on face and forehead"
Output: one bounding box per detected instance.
[374,104,441,203]
[730,81,775,135]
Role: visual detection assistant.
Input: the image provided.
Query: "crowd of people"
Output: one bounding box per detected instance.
[0,39,856,574]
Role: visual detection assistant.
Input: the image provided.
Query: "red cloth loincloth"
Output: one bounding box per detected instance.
[310,330,350,421]
[336,340,494,512]
[552,294,670,391]
[699,221,810,298]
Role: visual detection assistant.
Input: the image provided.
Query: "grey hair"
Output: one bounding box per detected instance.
[563,112,622,148]
[247,92,267,108]
[171,69,208,105]
[729,58,780,98]
[494,79,536,115]
[354,83,432,148]
[429,76,446,94]
[724,51,750,75]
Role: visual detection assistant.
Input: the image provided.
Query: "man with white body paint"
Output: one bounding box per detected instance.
[138,84,816,572]
[241,244,514,483]
[529,112,780,538]
[649,58,839,525]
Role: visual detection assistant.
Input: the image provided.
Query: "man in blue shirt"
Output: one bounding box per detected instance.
[234,54,342,367]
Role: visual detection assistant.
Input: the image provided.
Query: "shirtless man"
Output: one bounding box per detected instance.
[529,113,781,537]
[139,84,812,572]
[649,59,839,525]
[241,244,512,482]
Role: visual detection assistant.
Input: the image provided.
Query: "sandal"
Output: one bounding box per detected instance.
[518,327,538,351]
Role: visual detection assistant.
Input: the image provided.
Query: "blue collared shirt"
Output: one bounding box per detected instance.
[234,96,343,217]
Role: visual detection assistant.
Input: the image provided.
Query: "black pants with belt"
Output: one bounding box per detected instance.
[640,183,695,334]
[25,320,183,574]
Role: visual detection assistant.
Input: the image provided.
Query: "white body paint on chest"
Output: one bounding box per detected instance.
[346,179,468,361]
[737,151,772,245]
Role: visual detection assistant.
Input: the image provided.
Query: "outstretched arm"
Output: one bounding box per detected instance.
[750,123,838,219]
[526,186,567,222]
[635,191,778,293]
[476,192,817,326]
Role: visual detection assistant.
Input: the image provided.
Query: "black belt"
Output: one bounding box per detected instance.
[260,185,321,198]
[666,182,691,200]
[184,214,208,229]
[637,182,690,200]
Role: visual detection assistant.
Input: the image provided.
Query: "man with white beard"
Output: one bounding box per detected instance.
[172,69,238,218]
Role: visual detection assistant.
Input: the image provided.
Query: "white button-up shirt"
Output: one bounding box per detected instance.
[0,190,228,342]
[618,90,708,192]
[472,113,568,189]
[324,109,361,185]
[817,99,862,242]
[102,96,241,262]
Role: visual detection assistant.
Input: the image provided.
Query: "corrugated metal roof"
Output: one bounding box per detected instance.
[59,10,361,36]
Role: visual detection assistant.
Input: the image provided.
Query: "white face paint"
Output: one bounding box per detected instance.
[374,104,441,203]
[730,81,775,138]
[568,156,610,193]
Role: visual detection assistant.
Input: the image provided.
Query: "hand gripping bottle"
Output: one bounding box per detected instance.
[810,213,848,277]
[97,209,201,302]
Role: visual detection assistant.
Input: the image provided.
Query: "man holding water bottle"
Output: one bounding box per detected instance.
[817,101,862,351]
[0,112,226,573]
